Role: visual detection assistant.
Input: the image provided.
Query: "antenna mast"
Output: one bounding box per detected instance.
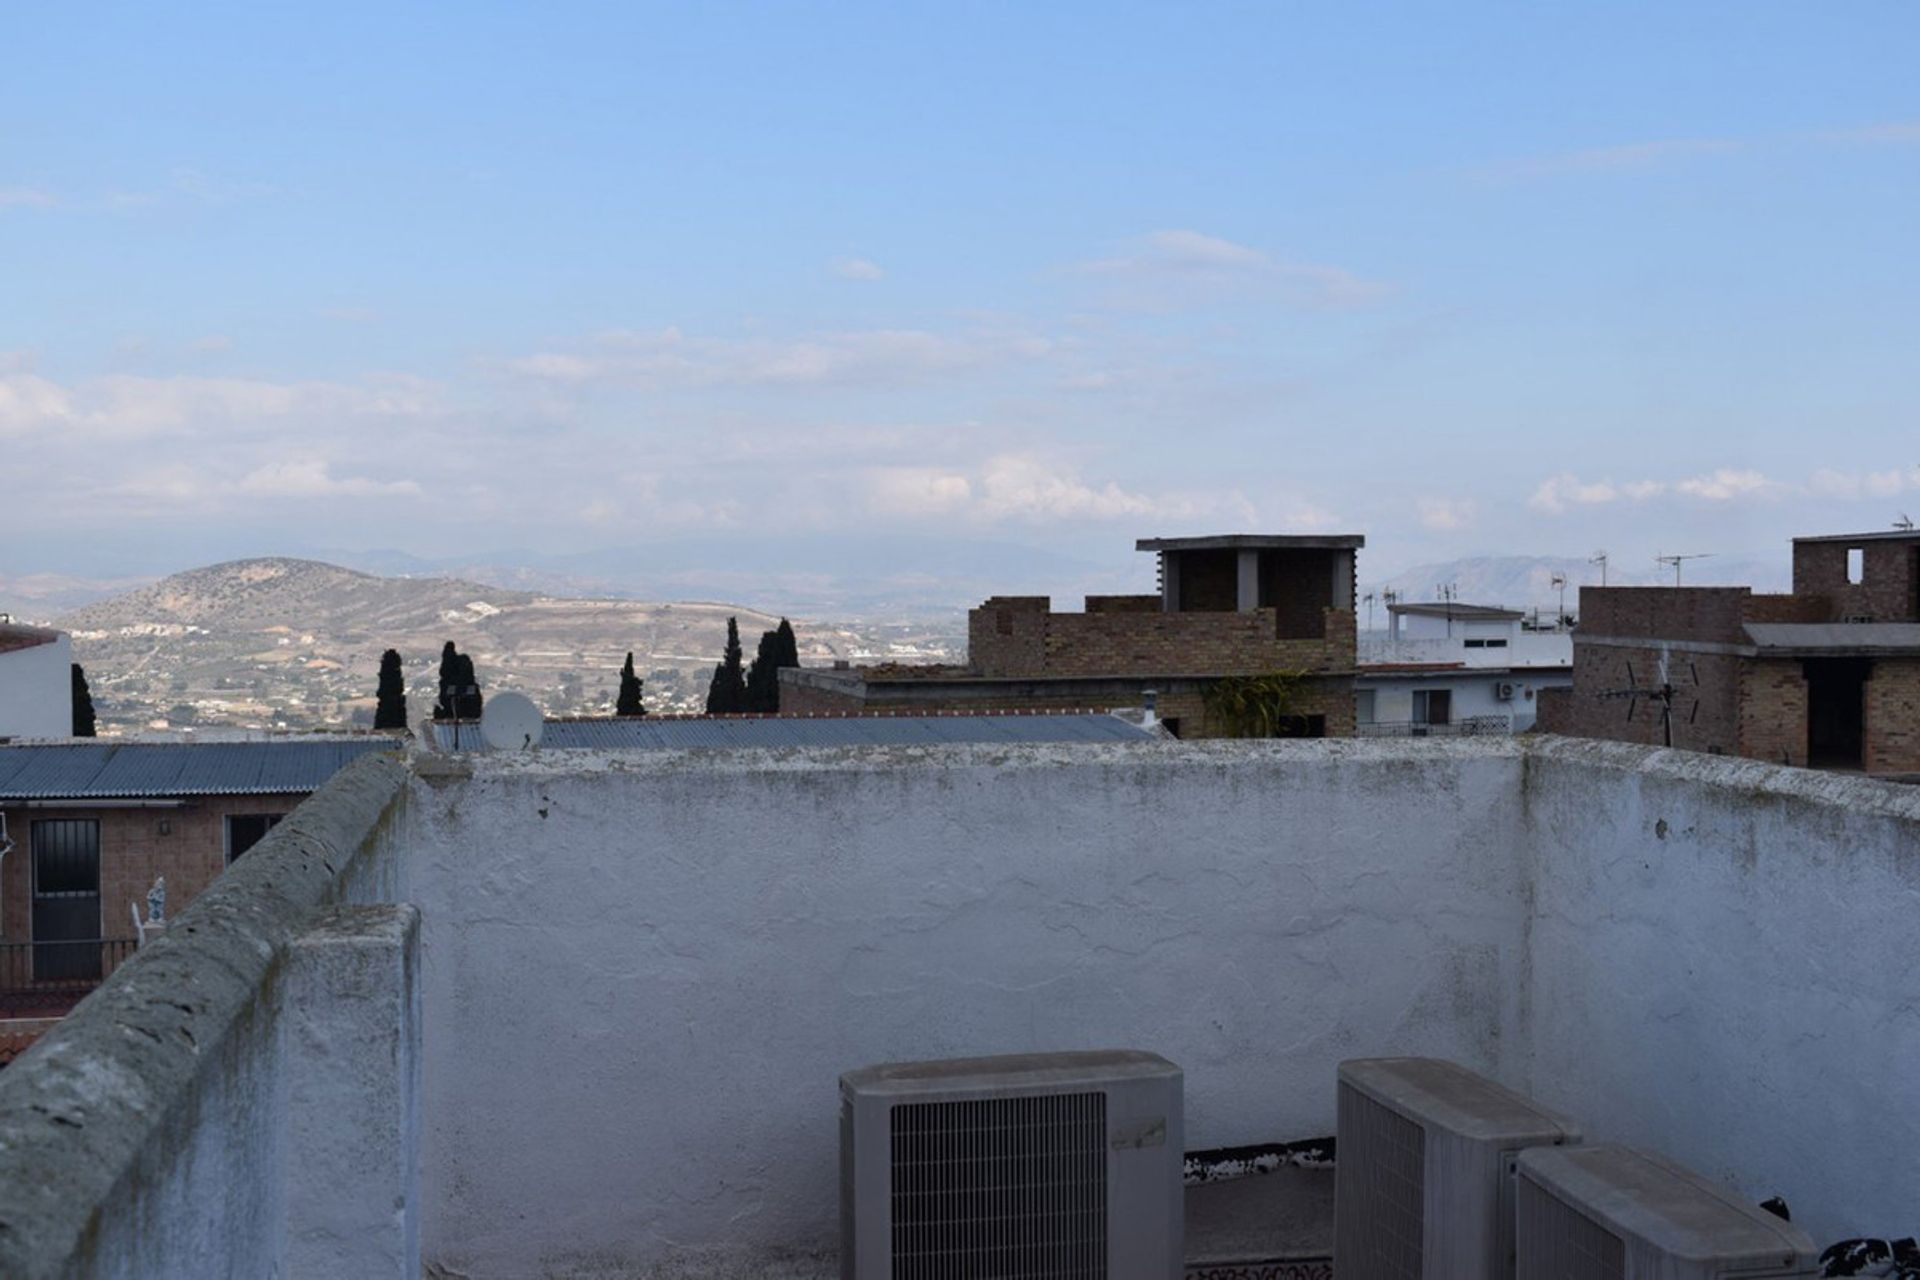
[1654,553,1711,587]
[1589,550,1608,587]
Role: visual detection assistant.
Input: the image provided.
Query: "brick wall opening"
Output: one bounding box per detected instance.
[1805,657,1870,768]
[1177,551,1239,611]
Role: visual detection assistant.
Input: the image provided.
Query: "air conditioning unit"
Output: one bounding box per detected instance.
[840,1050,1183,1280]
[1335,1057,1581,1280]
[1494,681,1516,701]
[1516,1144,1817,1279]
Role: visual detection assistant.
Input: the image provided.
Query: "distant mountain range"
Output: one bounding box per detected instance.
[1361,553,1792,619]
[52,557,962,731]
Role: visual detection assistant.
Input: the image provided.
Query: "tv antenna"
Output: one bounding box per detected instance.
[1361,591,1377,632]
[1597,655,1702,749]
[1655,553,1711,586]
[1589,550,1608,587]
[1896,513,1915,531]
[1550,572,1568,624]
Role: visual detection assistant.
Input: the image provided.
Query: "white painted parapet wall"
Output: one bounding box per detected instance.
[399,738,1920,1275]
[0,738,1913,1277]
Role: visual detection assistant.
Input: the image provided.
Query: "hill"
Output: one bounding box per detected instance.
[57,558,960,731]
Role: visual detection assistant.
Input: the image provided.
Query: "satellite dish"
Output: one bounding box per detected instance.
[479,692,544,751]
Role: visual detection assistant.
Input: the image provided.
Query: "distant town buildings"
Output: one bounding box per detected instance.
[1539,529,1920,775]
[1357,601,1573,735]
[782,534,1363,738]
[0,624,72,740]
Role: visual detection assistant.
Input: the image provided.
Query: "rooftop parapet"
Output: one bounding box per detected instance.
[0,738,1915,1275]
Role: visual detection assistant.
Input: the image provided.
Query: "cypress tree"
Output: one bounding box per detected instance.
[744,619,802,713]
[704,617,747,714]
[71,663,97,737]
[744,627,781,713]
[434,640,459,720]
[374,649,408,730]
[454,653,483,719]
[615,652,645,717]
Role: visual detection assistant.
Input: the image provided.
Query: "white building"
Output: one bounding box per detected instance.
[0,623,72,739]
[1356,602,1572,733]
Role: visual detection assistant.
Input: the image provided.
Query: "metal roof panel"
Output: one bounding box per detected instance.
[0,740,394,800]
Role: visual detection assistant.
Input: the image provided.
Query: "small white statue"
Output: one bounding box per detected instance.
[146,876,167,925]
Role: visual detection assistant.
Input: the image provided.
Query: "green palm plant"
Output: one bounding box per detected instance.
[1202,670,1311,738]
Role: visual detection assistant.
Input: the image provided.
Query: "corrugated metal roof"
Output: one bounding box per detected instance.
[434,713,1157,752]
[0,739,395,800]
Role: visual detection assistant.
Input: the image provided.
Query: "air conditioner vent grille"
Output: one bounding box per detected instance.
[1337,1082,1425,1277]
[889,1091,1108,1280]
[1517,1167,1625,1280]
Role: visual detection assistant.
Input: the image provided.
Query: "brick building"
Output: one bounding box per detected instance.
[782,534,1363,737]
[0,739,393,1018]
[1537,530,1920,774]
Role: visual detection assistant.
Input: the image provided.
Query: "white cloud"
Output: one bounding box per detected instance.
[1417,497,1476,531]
[0,187,57,209]
[1674,468,1776,501]
[864,467,973,516]
[831,256,885,281]
[191,335,233,353]
[0,374,75,438]
[235,459,422,499]
[854,453,1256,527]
[508,325,1053,390]
[1076,229,1388,307]
[1809,467,1918,499]
[0,371,439,441]
[1529,473,1625,514]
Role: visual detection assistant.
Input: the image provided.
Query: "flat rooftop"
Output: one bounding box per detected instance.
[1791,529,1920,544]
[1135,534,1366,552]
[1745,621,1920,655]
[1388,601,1524,620]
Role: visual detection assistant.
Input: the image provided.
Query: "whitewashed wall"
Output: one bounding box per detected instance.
[1519,740,1920,1246]
[0,632,71,738]
[403,741,1533,1277]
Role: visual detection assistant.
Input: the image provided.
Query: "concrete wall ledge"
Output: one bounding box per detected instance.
[0,751,409,1278]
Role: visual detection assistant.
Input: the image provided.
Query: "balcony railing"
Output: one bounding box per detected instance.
[0,939,139,1017]
[1355,715,1514,738]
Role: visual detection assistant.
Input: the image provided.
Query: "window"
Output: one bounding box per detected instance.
[1463,638,1509,649]
[1847,547,1864,585]
[1412,689,1452,726]
[1355,689,1376,725]
[225,814,284,864]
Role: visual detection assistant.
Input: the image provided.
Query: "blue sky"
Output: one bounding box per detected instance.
[4,3,1918,597]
